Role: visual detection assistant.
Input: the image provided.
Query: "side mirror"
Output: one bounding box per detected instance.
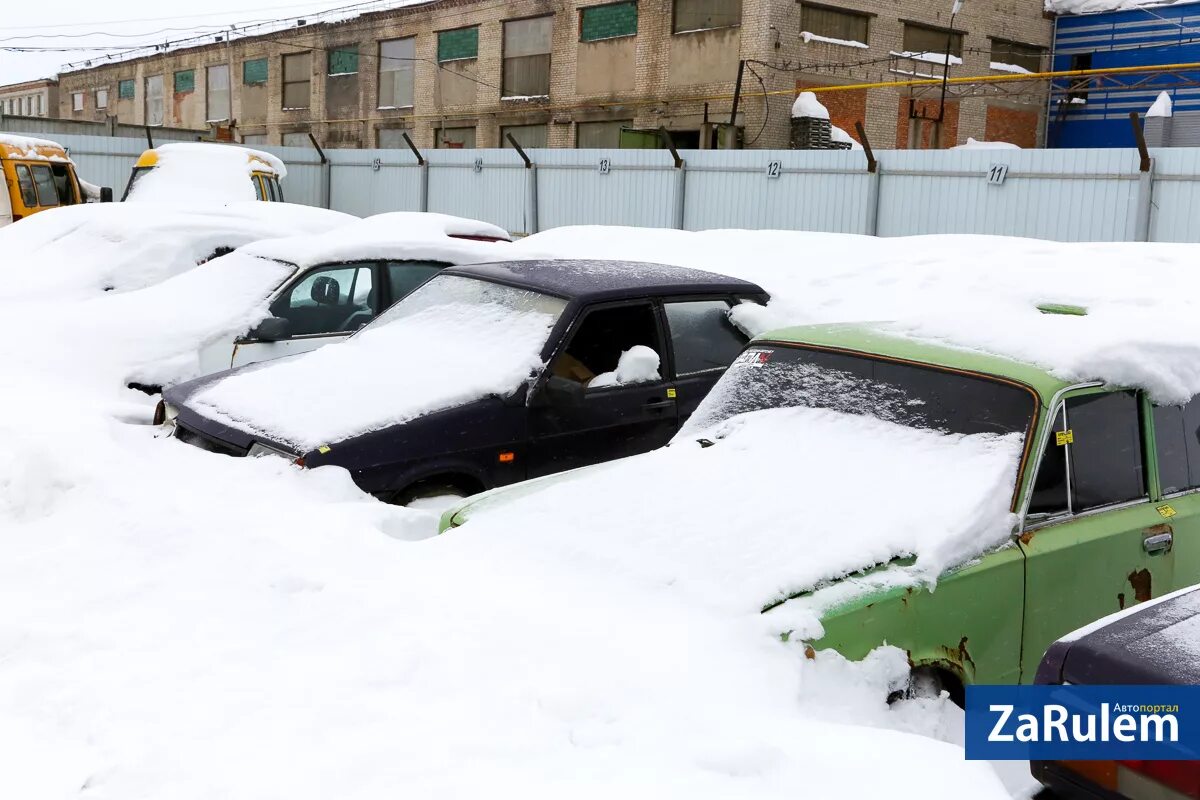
[311,276,341,306]
[539,375,585,407]
[249,316,289,342]
[99,186,114,203]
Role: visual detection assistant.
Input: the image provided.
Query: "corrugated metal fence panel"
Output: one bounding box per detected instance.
[256,144,325,207]
[326,149,422,216]
[534,149,679,229]
[1147,148,1200,242]
[425,149,528,233]
[683,149,872,232]
[876,148,1142,241]
[49,134,145,196]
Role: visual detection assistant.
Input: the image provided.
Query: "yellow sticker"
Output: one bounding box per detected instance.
[666,388,677,399]
[317,445,331,454]
[1055,429,1074,446]
[1157,504,1178,519]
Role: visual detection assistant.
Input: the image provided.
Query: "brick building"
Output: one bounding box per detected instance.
[0,78,59,119]
[54,0,1052,150]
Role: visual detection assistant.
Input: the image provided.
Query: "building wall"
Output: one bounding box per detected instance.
[0,80,58,118]
[55,0,1051,150]
[1049,5,1200,148]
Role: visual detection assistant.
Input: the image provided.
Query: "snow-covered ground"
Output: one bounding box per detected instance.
[11,221,1200,797]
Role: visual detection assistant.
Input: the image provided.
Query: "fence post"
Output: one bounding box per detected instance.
[658,127,686,229]
[1130,112,1154,242]
[401,131,428,212]
[307,132,331,210]
[506,133,538,235]
[856,122,881,236]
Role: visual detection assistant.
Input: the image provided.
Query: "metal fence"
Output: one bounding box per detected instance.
[31,130,1200,243]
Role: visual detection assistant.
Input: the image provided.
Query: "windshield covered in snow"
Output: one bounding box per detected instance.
[680,345,1036,441]
[364,274,568,332]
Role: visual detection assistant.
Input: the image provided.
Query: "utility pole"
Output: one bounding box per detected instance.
[935,0,963,148]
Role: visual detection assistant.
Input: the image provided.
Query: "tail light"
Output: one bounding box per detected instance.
[1055,760,1200,799]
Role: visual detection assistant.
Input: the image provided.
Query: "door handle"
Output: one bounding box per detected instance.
[1143,530,1174,556]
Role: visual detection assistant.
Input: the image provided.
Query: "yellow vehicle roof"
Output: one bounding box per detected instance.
[0,138,70,162]
[134,145,280,175]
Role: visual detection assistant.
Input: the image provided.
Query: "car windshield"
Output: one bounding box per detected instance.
[363,273,568,332]
[680,344,1036,440]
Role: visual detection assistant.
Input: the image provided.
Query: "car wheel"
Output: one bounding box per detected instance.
[888,666,965,708]
[393,480,476,512]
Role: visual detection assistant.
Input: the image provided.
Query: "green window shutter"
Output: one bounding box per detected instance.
[118,79,135,99]
[581,2,638,42]
[328,48,359,75]
[174,70,195,93]
[243,58,268,85]
[437,27,479,62]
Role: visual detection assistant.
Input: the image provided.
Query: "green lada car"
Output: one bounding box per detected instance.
[441,322,1200,698]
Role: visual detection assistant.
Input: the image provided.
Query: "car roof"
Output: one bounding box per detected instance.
[755,321,1073,404]
[445,259,766,302]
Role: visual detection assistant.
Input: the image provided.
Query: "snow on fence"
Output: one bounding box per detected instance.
[41,131,1200,243]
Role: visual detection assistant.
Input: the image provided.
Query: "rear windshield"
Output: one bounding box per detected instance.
[681,344,1036,439]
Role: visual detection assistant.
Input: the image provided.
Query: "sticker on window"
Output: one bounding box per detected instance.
[733,348,773,368]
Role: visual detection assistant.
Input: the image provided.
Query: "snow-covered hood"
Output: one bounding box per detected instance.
[450,406,1023,614]
[187,299,559,451]
[0,201,354,300]
[239,212,514,269]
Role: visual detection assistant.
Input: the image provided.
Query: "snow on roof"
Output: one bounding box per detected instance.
[0,132,70,162]
[950,137,1020,150]
[241,212,512,268]
[515,227,1200,404]
[0,201,354,300]
[791,91,830,120]
[1148,91,1174,117]
[126,143,286,204]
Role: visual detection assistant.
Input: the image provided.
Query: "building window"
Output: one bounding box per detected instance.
[576,119,630,147]
[501,122,549,148]
[902,22,963,58]
[436,126,476,148]
[580,2,638,42]
[673,0,741,33]
[242,133,269,145]
[243,58,268,85]
[282,52,312,109]
[990,38,1044,73]
[35,95,43,115]
[282,131,311,147]
[503,17,553,98]
[377,127,409,148]
[174,69,195,93]
[379,37,415,108]
[72,92,84,112]
[801,4,868,44]
[20,97,29,115]
[118,79,135,99]
[95,88,109,109]
[145,75,164,124]
[328,46,359,75]
[207,64,231,121]
[438,26,479,62]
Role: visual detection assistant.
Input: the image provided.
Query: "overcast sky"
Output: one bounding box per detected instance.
[1,0,384,85]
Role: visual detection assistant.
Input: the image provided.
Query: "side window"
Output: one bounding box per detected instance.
[664,299,747,375]
[551,303,664,389]
[265,177,282,202]
[1153,398,1200,495]
[51,163,78,205]
[253,175,267,201]
[385,261,448,304]
[1027,390,1146,521]
[30,164,60,207]
[15,165,38,207]
[267,264,375,337]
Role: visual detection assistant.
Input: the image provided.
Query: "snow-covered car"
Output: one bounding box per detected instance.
[1032,585,1200,798]
[0,199,355,300]
[440,320,1200,700]
[1,133,111,227]
[160,259,768,505]
[189,212,514,377]
[122,142,287,204]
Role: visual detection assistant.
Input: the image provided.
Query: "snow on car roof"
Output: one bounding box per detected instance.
[125,143,286,204]
[0,201,355,300]
[241,212,513,269]
[0,132,71,161]
[449,258,765,300]
[516,227,1200,405]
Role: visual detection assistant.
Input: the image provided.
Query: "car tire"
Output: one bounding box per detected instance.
[888,666,965,708]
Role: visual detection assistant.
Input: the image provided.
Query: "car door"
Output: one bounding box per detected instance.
[661,297,753,426]
[526,300,678,478]
[1147,395,1200,591]
[232,262,379,368]
[1018,387,1174,681]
